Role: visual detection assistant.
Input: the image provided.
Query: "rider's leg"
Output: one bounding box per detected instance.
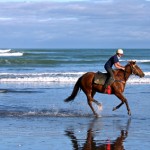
[104,67,114,93]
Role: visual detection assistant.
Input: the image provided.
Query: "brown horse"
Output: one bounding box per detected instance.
[64,61,145,117]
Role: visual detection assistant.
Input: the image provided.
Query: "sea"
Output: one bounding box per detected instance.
[0,48,149,150]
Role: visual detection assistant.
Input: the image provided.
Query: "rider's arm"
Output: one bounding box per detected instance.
[114,62,125,70]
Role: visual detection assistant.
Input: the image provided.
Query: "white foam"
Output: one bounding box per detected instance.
[0,76,77,82]
[0,52,23,56]
[128,77,150,84]
[120,59,150,63]
[144,72,150,76]
[131,59,150,63]
[0,72,149,84]
[0,49,11,53]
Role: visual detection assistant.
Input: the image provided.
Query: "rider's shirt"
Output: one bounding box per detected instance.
[104,54,119,69]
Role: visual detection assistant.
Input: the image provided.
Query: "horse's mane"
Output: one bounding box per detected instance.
[113,62,130,78]
[113,62,130,73]
[113,69,124,76]
[113,69,124,78]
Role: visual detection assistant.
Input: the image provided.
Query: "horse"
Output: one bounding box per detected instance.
[64,61,145,117]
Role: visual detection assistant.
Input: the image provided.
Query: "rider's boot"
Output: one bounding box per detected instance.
[103,77,114,94]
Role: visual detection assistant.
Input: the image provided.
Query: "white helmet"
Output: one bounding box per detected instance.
[116,49,123,54]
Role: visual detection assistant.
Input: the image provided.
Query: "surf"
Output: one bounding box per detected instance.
[0,49,11,53]
[0,71,149,84]
[0,49,23,57]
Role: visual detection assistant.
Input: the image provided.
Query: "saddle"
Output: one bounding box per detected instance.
[94,69,121,85]
[94,71,108,85]
[94,70,121,94]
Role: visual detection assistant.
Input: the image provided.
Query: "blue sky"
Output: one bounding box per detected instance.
[0,0,150,48]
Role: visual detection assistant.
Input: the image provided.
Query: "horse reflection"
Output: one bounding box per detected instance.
[65,119,131,150]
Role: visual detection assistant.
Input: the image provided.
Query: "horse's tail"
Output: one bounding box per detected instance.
[64,77,81,102]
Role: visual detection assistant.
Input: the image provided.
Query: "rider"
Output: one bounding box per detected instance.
[104,49,125,93]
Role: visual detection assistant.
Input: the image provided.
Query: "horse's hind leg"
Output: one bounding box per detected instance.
[86,91,102,117]
[86,94,99,117]
[91,91,103,111]
[91,91,102,109]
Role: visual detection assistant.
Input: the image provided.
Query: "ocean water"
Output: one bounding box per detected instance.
[0,48,149,150]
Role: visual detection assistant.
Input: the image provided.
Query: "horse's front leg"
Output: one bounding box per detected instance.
[114,92,131,116]
[113,102,124,111]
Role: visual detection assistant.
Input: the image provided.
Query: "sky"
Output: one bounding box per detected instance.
[0,0,150,48]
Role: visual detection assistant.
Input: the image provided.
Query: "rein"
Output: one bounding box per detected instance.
[115,64,135,84]
[115,63,141,84]
[115,80,126,84]
[130,64,140,76]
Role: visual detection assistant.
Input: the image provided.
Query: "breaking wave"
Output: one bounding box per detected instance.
[0,72,149,84]
[0,49,23,56]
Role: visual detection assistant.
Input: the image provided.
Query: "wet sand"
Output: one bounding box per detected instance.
[0,83,149,150]
[0,116,150,150]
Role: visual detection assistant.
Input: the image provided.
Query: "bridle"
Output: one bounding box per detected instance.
[130,64,140,76]
[124,63,138,81]
[116,62,143,84]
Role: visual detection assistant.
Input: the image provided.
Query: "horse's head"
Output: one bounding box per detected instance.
[126,61,145,78]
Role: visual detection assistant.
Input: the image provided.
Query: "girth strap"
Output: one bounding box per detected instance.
[115,80,126,84]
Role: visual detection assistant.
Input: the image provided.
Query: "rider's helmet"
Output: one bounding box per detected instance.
[116,49,124,55]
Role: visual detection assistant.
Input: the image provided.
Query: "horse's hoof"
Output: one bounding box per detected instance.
[128,111,131,116]
[112,107,116,111]
[94,113,100,118]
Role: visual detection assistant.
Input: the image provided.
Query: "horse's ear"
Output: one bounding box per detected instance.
[127,60,136,66]
[132,60,136,65]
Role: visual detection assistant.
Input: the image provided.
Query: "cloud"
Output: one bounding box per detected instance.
[0,17,13,21]
[0,0,150,48]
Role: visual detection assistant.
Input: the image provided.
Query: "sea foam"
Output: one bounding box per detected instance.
[0,72,149,84]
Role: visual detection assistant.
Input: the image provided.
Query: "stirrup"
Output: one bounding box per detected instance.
[104,85,111,94]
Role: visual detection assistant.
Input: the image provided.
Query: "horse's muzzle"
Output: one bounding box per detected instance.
[140,73,145,78]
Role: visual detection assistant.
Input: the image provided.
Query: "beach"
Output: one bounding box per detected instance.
[0,49,149,150]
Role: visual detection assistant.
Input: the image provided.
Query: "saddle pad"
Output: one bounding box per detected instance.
[94,71,108,85]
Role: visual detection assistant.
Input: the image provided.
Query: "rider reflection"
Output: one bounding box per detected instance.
[65,118,131,150]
